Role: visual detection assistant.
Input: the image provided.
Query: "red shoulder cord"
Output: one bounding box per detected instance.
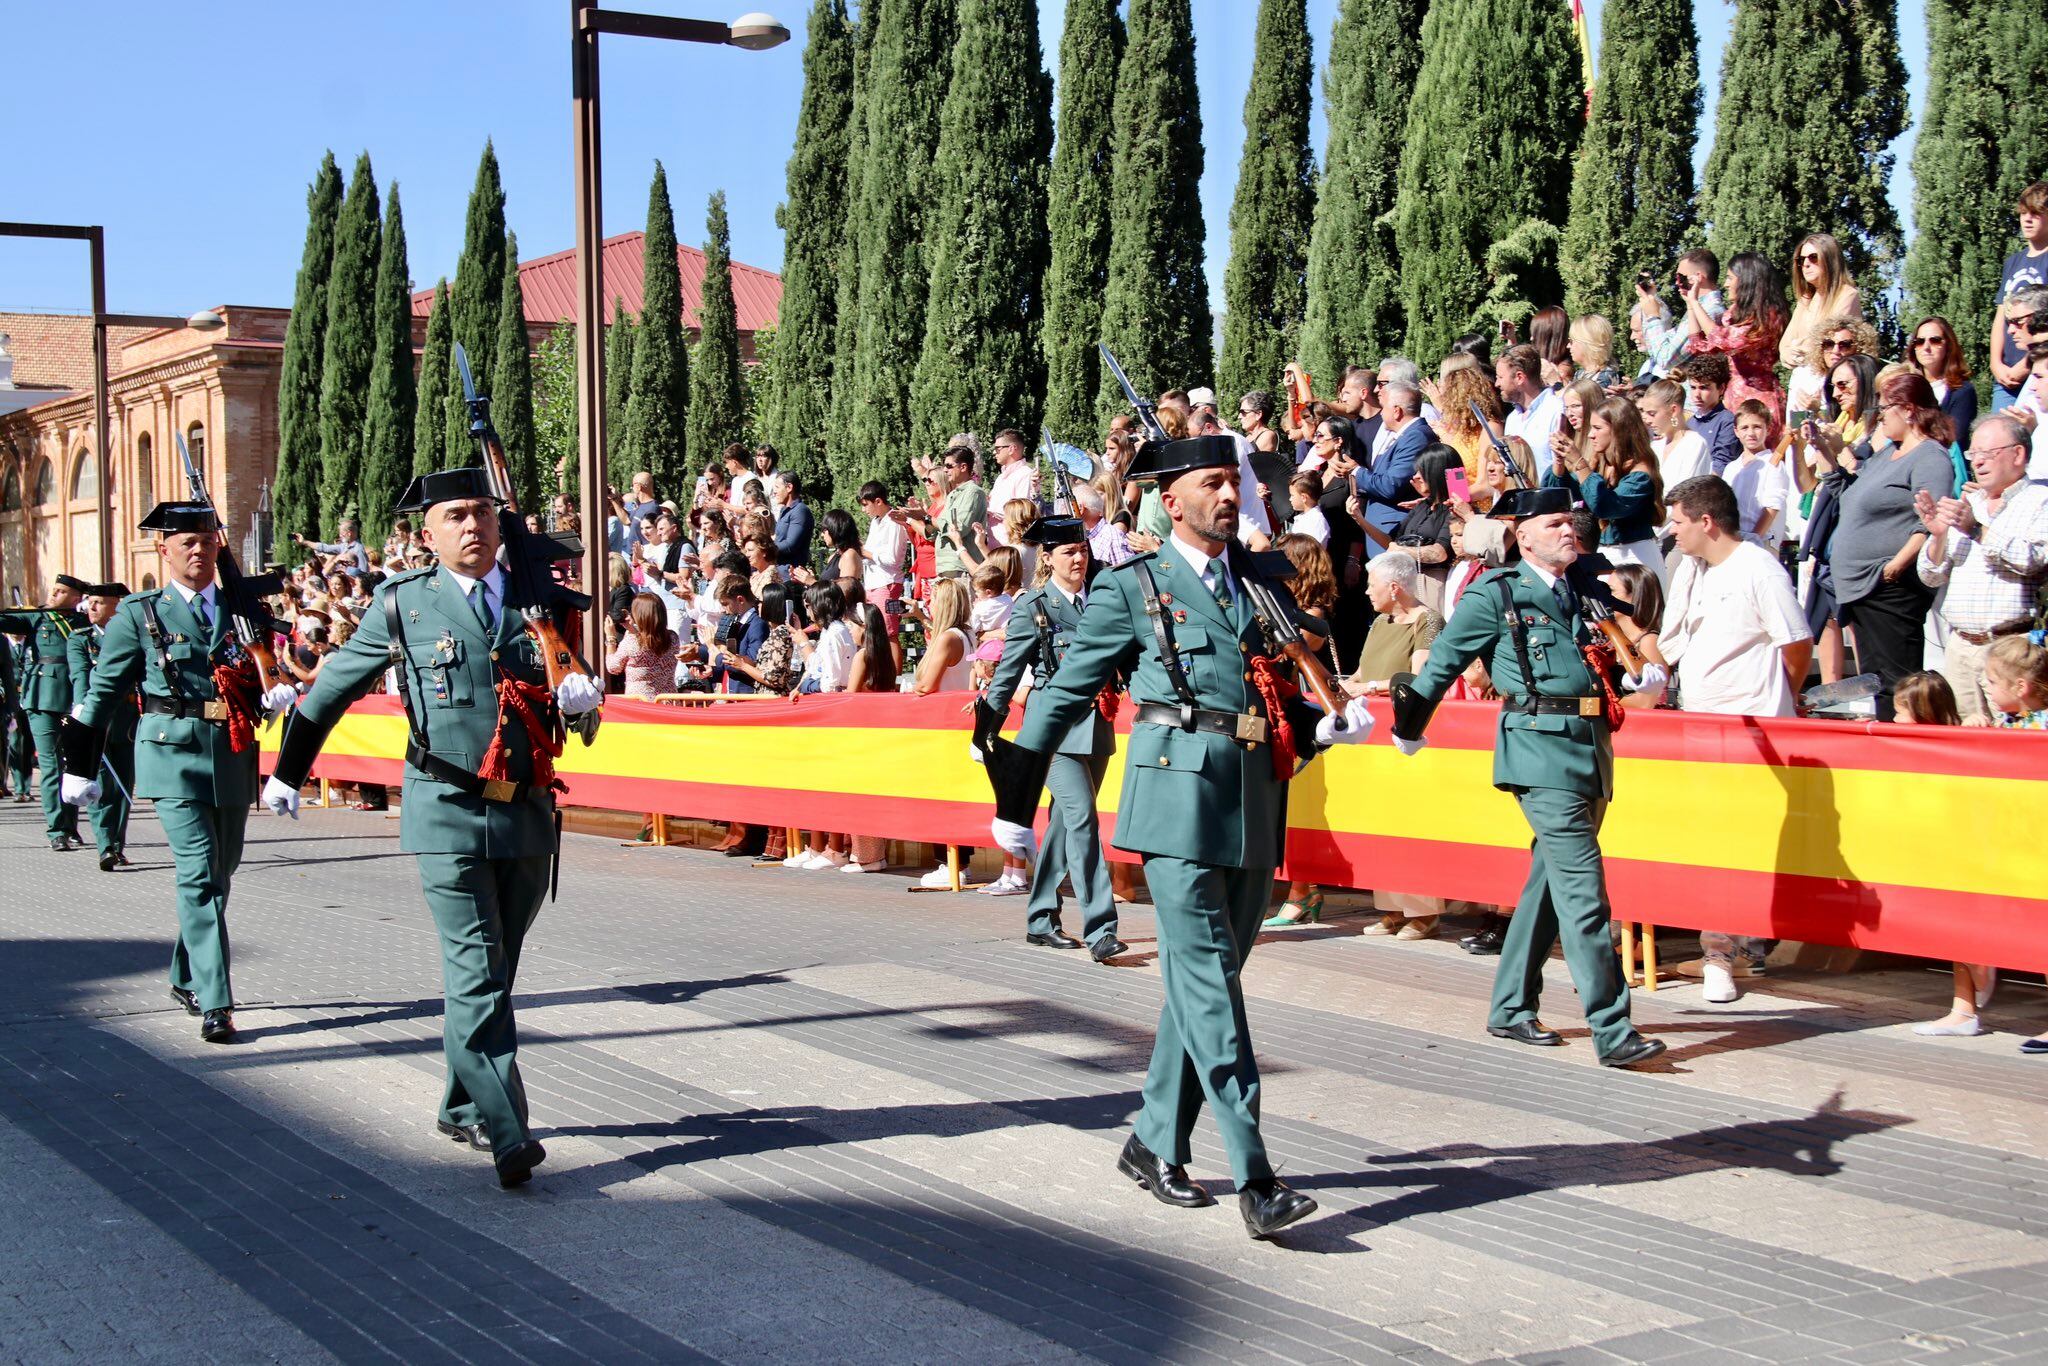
[1248,655,1300,781]
[479,675,568,793]
[1579,639,1628,732]
[210,659,262,754]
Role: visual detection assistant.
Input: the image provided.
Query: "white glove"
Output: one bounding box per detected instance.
[555,672,604,716]
[261,683,299,713]
[1391,734,1428,758]
[61,773,100,806]
[1314,697,1376,747]
[1622,662,1669,696]
[69,703,87,722]
[262,776,301,820]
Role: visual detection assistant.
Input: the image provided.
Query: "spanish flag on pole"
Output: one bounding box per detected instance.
[1572,0,1595,114]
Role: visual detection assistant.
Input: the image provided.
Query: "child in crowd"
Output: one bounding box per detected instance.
[1974,633,2048,730]
[967,550,1021,689]
[1895,672,1998,1038]
[1288,473,1330,545]
[1727,399,1794,552]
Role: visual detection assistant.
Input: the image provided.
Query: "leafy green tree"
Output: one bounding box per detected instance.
[1217,0,1315,408]
[622,161,691,497]
[912,0,1053,450]
[764,0,853,482]
[412,280,453,477]
[492,232,539,509]
[1394,0,1583,362]
[1096,0,1211,420]
[532,322,578,503]
[689,191,748,462]
[1559,0,1700,352]
[604,299,636,491]
[744,326,779,448]
[449,141,509,398]
[825,0,881,474]
[1042,0,1123,442]
[1300,0,1422,383]
[272,151,342,562]
[316,154,381,530]
[361,184,417,546]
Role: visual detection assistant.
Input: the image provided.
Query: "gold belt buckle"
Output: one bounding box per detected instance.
[481,778,519,803]
[202,700,229,722]
[1234,713,1269,744]
[1579,696,1601,718]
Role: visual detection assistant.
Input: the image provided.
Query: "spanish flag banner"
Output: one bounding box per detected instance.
[263,695,2048,972]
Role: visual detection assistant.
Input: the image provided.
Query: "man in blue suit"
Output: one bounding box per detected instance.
[771,473,815,568]
[1350,378,1433,555]
[706,576,771,694]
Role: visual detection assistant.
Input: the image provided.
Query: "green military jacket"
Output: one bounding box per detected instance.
[1408,560,1620,800]
[1,633,18,713]
[292,565,560,858]
[984,582,1114,759]
[73,589,259,807]
[1013,541,1326,870]
[68,622,139,735]
[0,608,84,714]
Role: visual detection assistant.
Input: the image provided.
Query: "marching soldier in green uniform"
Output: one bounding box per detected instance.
[61,508,299,1042]
[68,582,138,870]
[983,517,1126,962]
[264,468,604,1190]
[1,574,89,849]
[1388,486,1668,1069]
[1014,436,1375,1240]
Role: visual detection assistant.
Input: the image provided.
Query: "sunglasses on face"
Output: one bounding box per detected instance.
[1914,335,1945,347]
[1799,253,1822,264]
[1831,379,1856,391]
[1821,338,1852,351]
[2012,314,2039,331]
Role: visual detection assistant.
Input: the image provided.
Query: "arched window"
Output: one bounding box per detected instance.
[136,433,154,511]
[141,573,157,591]
[186,423,205,471]
[1,468,19,512]
[30,460,54,507]
[70,448,98,500]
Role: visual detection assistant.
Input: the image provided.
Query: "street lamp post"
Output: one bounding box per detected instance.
[568,4,788,667]
[0,220,222,581]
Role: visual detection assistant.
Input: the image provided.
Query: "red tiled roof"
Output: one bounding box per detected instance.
[0,312,159,389]
[410,231,781,333]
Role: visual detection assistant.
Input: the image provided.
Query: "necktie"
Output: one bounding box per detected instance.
[1207,564,1234,613]
[193,594,214,636]
[469,580,497,632]
[1552,577,1577,623]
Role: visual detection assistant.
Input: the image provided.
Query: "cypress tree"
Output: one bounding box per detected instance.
[1559,0,1699,347]
[1905,0,2048,367]
[1300,0,1422,383]
[1217,0,1316,409]
[911,0,1054,451]
[1703,0,1908,311]
[272,151,343,562]
[825,0,880,476]
[492,232,540,510]
[837,0,958,497]
[449,141,509,399]
[689,191,748,462]
[1096,0,1211,421]
[361,186,417,547]
[412,280,453,477]
[1394,0,1583,361]
[316,154,381,530]
[604,299,636,491]
[1042,0,1124,443]
[764,0,853,483]
[532,323,578,501]
[622,161,691,496]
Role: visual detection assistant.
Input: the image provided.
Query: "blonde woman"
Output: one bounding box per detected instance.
[910,577,980,889]
[1548,397,1667,587]
[1782,232,1862,413]
[1423,365,1505,472]
[1546,376,1608,476]
[1569,314,1619,389]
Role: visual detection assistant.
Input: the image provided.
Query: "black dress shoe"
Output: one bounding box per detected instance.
[1488,1019,1563,1046]
[1599,1034,1667,1069]
[1090,936,1128,963]
[1116,1135,1215,1208]
[495,1139,547,1188]
[169,985,201,1017]
[50,835,75,852]
[1027,929,1083,949]
[1239,1178,1317,1239]
[436,1119,493,1152]
[200,1008,236,1043]
[98,848,119,871]
[1461,916,1507,955]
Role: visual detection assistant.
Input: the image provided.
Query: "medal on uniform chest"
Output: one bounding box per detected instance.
[1173,609,1188,624]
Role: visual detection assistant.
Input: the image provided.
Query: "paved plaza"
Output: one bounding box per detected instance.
[2,797,2046,1365]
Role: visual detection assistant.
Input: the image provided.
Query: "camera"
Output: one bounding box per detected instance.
[1636,269,1660,293]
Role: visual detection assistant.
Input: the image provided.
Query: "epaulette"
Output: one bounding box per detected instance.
[377,566,438,593]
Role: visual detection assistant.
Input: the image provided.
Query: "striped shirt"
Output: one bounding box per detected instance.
[1917,480,2048,633]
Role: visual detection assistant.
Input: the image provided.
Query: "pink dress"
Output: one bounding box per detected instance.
[1688,317,1786,436]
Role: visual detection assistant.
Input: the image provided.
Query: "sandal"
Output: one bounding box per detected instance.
[1263,891,1324,929]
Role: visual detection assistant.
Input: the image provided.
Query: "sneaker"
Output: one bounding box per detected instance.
[980,873,1029,896]
[842,859,886,874]
[782,851,815,869]
[1913,1016,1985,1038]
[1703,963,1741,1004]
[919,866,958,890]
[815,849,849,870]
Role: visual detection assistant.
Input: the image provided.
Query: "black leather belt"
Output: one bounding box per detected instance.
[1509,695,1605,717]
[141,696,229,722]
[405,741,540,805]
[1133,702,1269,744]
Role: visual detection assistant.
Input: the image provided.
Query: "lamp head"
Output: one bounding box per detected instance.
[186,309,226,332]
[727,12,789,49]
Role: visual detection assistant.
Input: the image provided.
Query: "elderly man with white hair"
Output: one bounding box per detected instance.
[1352,378,1434,556]
[1072,481,1132,567]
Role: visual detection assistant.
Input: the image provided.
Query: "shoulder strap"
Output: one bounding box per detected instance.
[1131,559,1199,711]
[139,599,186,719]
[1495,575,1538,715]
[383,591,430,750]
[1031,597,1056,668]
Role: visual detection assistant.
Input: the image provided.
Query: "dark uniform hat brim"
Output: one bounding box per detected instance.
[137,502,222,534]
[1127,435,1241,489]
[83,582,130,598]
[396,466,503,514]
[1488,486,1574,520]
[1020,516,1087,548]
[54,574,93,593]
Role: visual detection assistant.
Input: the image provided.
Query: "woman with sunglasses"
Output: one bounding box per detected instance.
[1906,316,1978,457]
[1782,234,1861,370]
[1789,353,1882,683]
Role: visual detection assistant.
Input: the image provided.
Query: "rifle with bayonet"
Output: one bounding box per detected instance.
[175,431,288,707]
[453,342,599,742]
[1098,343,1170,446]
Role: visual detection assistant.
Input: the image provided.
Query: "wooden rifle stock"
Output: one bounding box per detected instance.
[1282,636,1345,716]
[1584,599,1646,678]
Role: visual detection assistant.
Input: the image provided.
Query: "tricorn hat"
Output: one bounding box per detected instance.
[1020,516,1086,548]
[1127,434,1240,489]
[137,502,220,534]
[1487,486,1573,521]
[395,466,502,514]
[54,573,93,593]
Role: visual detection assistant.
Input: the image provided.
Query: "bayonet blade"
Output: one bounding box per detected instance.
[454,342,479,405]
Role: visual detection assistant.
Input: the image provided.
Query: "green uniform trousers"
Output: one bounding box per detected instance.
[90,720,135,857]
[157,797,248,1013]
[1489,788,1635,1057]
[416,853,550,1152]
[27,712,80,841]
[1136,855,1274,1186]
[5,711,30,794]
[1025,753,1117,946]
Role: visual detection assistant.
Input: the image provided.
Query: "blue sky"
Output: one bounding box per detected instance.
[0,2,1925,320]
